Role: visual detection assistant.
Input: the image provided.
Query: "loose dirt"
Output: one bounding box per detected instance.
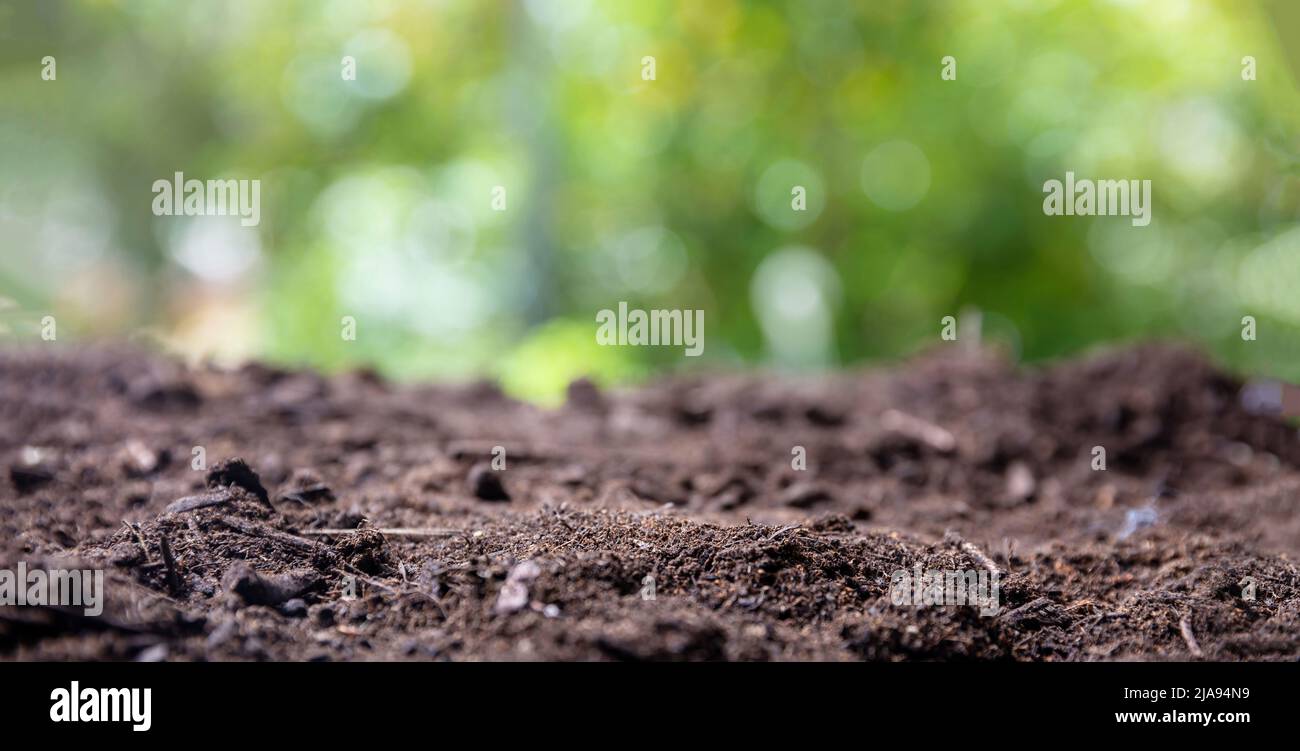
[2,343,1297,660]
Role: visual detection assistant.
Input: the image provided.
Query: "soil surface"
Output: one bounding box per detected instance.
[2,342,1298,661]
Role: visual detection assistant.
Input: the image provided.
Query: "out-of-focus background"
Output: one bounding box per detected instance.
[2,0,1298,403]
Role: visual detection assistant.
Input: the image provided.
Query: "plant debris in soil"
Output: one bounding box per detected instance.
[1,342,1298,661]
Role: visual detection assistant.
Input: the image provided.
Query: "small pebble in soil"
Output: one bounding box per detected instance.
[1005,461,1036,503]
[119,440,163,477]
[1240,380,1282,415]
[10,456,54,494]
[1117,505,1159,540]
[136,644,169,662]
[206,619,238,650]
[468,462,510,501]
[495,560,541,615]
[495,581,529,614]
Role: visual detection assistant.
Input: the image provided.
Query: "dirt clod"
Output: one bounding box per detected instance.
[221,564,321,608]
[206,458,272,509]
[9,464,54,494]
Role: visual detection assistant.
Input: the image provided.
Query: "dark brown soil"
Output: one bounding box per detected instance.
[2,343,1298,661]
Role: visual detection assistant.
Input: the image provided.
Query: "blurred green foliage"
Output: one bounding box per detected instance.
[2,0,1299,403]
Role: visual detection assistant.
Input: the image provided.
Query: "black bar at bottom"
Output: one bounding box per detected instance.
[0,661,1285,739]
